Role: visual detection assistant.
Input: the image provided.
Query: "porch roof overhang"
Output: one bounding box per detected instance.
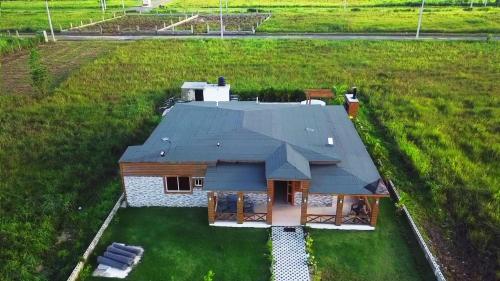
[204,163,267,192]
[309,165,389,196]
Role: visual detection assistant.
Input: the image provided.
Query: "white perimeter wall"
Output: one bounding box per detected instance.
[124,176,208,207]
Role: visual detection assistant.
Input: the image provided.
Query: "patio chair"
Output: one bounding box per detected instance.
[350,199,367,216]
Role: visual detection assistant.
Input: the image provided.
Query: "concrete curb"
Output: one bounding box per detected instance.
[386,180,446,281]
[66,193,125,281]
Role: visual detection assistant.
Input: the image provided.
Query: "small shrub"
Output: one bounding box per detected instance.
[203,270,215,281]
[29,48,51,96]
[351,7,361,12]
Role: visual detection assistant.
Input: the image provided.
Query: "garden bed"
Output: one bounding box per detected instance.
[64,14,270,34]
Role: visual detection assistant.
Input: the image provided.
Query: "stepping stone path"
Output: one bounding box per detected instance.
[271,226,310,281]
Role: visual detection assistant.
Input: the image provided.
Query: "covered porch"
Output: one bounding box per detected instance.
[204,163,389,229]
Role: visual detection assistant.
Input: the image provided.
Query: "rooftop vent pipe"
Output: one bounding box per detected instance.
[218,76,226,86]
[352,87,357,99]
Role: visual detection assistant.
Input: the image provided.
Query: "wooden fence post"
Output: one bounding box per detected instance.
[370,198,380,226]
[266,180,274,225]
[237,192,244,224]
[300,181,309,225]
[207,192,215,224]
[335,195,344,225]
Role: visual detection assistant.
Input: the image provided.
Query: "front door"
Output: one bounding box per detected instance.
[286,181,293,204]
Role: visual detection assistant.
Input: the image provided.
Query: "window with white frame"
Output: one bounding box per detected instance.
[193,177,204,188]
[164,176,191,192]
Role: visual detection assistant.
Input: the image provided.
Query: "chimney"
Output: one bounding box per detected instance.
[344,87,359,118]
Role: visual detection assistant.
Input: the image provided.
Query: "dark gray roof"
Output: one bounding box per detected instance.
[120,102,340,163]
[204,163,267,192]
[120,102,387,195]
[266,143,311,180]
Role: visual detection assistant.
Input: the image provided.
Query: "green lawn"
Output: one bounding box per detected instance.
[82,208,271,281]
[81,204,434,281]
[1,39,498,280]
[310,199,435,281]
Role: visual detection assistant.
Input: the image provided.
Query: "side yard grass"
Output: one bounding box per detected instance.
[82,208,271,281]
[310,199,435,281]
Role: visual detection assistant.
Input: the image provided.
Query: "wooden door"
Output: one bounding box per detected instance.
[286,181,293,204]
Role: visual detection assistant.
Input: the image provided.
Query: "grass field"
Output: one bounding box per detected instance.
[165,0,497,8]
[81,208,270,281]
[1,0,499,33]
[1,39,498,280]
[0,0,141,31]
[310,199,435,281]
[258,7,500,33]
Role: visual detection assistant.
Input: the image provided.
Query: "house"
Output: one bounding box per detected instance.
[119,100,389,230]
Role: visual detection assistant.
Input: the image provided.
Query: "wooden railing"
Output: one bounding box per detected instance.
[243,213,267,222]
[342,214,370,225]
[216,212,237,221]
[306,214,336,224]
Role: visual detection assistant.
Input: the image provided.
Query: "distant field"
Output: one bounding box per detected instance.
[0,0,141,31]
[1,0,499,33]
[259,7,500,33]
[158,2,500,34]
[166,0,497,8]
[1,39,498,281]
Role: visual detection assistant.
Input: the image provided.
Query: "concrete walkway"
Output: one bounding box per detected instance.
[51,33,499,41]
[272,226,310,281]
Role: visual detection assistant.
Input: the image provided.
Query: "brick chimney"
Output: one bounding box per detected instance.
[344,87,359,118]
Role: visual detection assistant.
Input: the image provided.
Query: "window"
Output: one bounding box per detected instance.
[165,176,191,192]
[193,177,204,187]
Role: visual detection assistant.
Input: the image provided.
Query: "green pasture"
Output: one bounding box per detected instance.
[1,39,498,280]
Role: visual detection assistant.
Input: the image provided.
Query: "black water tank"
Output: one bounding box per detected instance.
[218,76,226,86]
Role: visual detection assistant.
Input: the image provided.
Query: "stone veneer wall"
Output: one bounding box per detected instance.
[124,176,208,207]
[216,191,268,206]
[294,192,335,207]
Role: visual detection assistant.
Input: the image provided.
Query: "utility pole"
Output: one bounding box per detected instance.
[343,0,347,10]
[416,0,425,39]
[219,0,224,38]
[121,0,125,14]
[470,0,474,8]
[100,0,105,13]
[45,0,56,42]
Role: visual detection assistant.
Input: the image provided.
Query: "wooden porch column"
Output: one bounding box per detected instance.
[370,198,380,227]
[237,192,244,224]
[207,192,216,224]
[300,181,310,225]
[335,195,344,226]
[266,180,274,225]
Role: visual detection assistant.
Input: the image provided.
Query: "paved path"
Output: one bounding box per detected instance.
[52,33,498,41]
[272,226,310,281]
